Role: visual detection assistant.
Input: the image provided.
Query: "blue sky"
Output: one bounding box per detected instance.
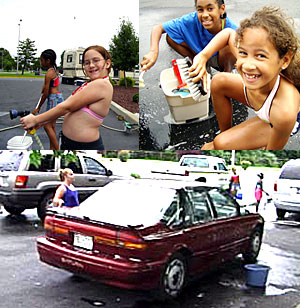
[0,0,139,59]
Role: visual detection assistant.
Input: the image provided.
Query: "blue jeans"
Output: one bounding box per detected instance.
[47,93,64,111]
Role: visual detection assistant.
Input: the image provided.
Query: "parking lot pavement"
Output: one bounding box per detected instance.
[0,78,138,150]
[139,0,300,150]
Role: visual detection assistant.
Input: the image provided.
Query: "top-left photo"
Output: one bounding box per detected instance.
[0,0,139,150]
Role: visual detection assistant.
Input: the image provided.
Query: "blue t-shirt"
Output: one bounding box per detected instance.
[163,12,238,57]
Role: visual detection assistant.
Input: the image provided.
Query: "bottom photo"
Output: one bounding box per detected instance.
[1,150,300,308]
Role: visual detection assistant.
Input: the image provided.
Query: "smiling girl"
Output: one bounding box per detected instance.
[190,6,300,149]
[141,0,237,73]
[20,45,113,150]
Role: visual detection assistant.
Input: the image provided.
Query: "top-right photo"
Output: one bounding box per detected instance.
[139,0,300,150]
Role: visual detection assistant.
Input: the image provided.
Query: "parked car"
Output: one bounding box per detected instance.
[37,179,264,299]
[0,150,119,220]
[151,155,230,187]
[273,159,300,219]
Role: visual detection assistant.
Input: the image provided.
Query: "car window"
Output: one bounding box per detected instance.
[180,157,209,168]
[0,151,24,171]
[280,165,300,180]
[188,190,212,223]
[208,189,238,218]
[28,154,55,172]
[161,192,184,227]
[84,157,106,175]
[218,163,228,171]
[61,157,83,174]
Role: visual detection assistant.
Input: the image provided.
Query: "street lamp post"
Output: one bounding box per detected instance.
[16,19,22,75]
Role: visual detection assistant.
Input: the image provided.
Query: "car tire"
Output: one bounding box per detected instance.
[276,208,286,219]
[242,227,263,264]
[3,205,25,215]
[159,252,187,299]
[38,191,55,221]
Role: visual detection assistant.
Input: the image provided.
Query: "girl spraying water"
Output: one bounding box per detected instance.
[20,45,113,150]
[190,6,300,150]
[33,49,64,150]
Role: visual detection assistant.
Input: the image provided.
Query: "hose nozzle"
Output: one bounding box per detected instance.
[9,110,30,120]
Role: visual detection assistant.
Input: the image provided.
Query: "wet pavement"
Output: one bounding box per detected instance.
[139,0,300,150]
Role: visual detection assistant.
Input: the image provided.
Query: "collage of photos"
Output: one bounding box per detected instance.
[1,0,300,307]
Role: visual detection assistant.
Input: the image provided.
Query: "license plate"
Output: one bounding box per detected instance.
[73,233,93,250]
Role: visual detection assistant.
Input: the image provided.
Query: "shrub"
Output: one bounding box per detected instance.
[240,160,252,170]
[109,76,116,86]
[119,77,135,87]
[132,93,139,103]
[118,150,130,162]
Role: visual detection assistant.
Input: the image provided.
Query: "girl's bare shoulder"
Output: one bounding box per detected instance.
[272,78,300,124]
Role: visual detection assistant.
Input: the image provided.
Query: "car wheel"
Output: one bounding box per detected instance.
[243,227,263,264]
[3,205,25,215]
[276,208,286,219]
[160,253,187,299]
[38,191,55,220]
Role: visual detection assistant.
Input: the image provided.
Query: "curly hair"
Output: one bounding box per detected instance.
[235,6,300,90]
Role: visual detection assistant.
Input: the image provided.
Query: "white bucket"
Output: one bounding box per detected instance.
[160,67,210,123]
[7,136,33,150]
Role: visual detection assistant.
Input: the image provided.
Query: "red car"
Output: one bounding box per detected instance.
[37,179,264,299]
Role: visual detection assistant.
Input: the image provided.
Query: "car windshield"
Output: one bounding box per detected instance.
[280,165,300,180]
[0,151,24,171]
[59,181,178,227]
[181,157,209,168]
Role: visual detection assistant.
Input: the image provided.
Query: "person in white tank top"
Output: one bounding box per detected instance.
[189,7,300,150]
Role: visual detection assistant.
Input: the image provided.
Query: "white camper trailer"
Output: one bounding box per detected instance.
[62,48,86,84]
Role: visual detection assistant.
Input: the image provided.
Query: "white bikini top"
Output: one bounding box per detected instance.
[244,75,280,124]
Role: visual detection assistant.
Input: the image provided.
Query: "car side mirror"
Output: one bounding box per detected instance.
[106,169,113,176]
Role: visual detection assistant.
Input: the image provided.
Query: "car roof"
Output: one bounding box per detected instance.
[108,178,217,190]
[284,159,300,166]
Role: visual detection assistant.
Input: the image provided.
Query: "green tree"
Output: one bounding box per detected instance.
[16,38,37,74]
[109,18,139,87]
[0,48,16,71]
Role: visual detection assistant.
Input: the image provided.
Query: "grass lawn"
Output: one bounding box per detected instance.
[0,72,44,78]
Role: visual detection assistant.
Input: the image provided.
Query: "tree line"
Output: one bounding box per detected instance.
[0,18,138,75]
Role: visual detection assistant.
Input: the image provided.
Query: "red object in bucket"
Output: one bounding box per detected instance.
[172,59,187,89]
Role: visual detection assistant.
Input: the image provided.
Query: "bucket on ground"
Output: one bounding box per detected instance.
[244,264,271,287]
[7,136,33,150]
[160,67,210,123]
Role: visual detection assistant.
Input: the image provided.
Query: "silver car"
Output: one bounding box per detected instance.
[273,159,300,219]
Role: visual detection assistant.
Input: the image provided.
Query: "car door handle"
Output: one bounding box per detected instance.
[88,178,96,182]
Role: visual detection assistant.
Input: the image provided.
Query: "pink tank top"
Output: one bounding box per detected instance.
[71,76,109,121]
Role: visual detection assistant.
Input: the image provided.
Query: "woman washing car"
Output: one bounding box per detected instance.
[53,168,79,207]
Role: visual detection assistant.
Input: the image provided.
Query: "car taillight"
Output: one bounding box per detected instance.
[44,216,69,237]
[44,216,54,234]
[184,170,189,176]
[274,183,277,192]
[94,233,147,250]
[14,176,28,188]
[118,232,147,250]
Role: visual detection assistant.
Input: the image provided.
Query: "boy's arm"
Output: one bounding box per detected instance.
[189,28,237,87]
[141,24,166,71]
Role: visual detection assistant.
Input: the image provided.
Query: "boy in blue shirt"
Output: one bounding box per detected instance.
[141,0,237,73]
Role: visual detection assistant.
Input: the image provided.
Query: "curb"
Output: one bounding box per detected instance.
[110,101,139,124]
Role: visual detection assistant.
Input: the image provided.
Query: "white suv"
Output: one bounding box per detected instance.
[273,159,300,219]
